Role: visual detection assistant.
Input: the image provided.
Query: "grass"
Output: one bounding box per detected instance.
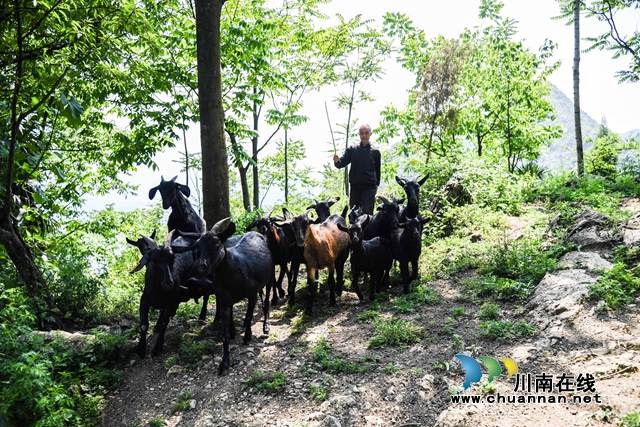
[450,306,467,319]
[478,302,501,320]
[479,320,537,340]
[172,391,194,413]
[391,285,441,313]
[465,275,534,301]
[356,310,380,323]
[385,364,403,375]
[368,318,424,349]
[310,383,328,403]
[242,371,286,392]
[589,262,640,310]
[433,360,449,371]
[621,411,640,427]
[148,419,164,427]
[312,337,378,373]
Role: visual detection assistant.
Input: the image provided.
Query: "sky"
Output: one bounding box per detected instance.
[85,0,640,212]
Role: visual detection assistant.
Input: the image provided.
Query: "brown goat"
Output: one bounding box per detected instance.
[287,211,350,315]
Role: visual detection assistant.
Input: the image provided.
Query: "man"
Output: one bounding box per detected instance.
[333,124,381,215]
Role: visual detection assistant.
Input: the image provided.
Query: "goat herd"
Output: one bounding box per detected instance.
[127,175,428,375]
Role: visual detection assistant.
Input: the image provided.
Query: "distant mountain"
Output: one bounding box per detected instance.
[622,129,640,139]
[538,84,600,171]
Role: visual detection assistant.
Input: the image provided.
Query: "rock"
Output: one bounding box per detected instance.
[166,365,184,377]
[565,211,619,250]
[557,251,613,271]
[352,386,360,393]
[527,269,599,320]
[386,386,395,395]
[320,395,356,413]
[511,346,538,362]
[434,404,483,427]
[319,415,341,427]
[189,399,197,409]
[364,415,384,426]
[31,330,95,350]
[622,212,640,247]
[418,374,435,391]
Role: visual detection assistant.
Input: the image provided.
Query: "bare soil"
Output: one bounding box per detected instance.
[97,214,640,427]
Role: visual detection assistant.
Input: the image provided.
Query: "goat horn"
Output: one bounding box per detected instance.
[164,230,176,246]
[161,175,165,182]
[150,229,157,240]
[211,217,232,234]
[142,235,158,249]
[376,195,390,204]
[171,175,178,182]
[267,208,274,218]
[257,210,263,220]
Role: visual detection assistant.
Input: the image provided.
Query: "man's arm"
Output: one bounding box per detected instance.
[333,148,351,169]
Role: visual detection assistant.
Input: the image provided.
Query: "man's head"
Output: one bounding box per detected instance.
[359,124,372,146]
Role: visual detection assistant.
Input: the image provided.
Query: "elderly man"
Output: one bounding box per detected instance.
[333,124,381,215]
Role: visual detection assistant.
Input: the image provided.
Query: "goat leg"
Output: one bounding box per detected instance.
[351,269,364,302]
[305,268,317,316]
[138,300,151,359]
[244,294,258,344]
[288,260,300,306]
[328,267,336,307]
[400,260,411,295]
[218,304,232,376]
[198,295,209,321]
[151,307,172,357]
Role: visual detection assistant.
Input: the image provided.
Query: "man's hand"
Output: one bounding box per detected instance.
[333,154,339,163]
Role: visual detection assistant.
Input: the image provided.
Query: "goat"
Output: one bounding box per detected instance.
[390,217,429,294]
[363,195,402,241]
[149,175,211,320]
[125,229,157,255]
[246,210,294,304]
[175,218,274,375]
[286,211,350,315]
[396,175,428,222]
[337,216,392,301]
[348,204,371,226]
[129,231,198,358]
[149,175,206,234]
[307,197,340,222]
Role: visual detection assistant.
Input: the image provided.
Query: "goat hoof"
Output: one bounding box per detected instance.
[263,325,270,334]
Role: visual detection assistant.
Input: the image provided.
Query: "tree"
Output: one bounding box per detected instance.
[196,0,230,225]
[584,0,640,83]
[0,0,199,319]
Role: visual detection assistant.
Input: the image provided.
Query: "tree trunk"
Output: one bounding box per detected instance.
[574,0,584,175]
[252,92,259,210]
[284,129,289,205]
[196,0,230,226]
[227,132,250,210]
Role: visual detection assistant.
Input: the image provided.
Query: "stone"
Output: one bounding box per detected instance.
[167,365,184,377]
[320,415,341,427]
[527,269,599,320]
[320,395,356,413]
[557,251,613,271]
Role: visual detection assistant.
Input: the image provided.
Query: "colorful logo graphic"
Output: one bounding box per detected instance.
[454,354,519,391]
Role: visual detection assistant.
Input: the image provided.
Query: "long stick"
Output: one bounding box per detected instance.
[325,101,337,154]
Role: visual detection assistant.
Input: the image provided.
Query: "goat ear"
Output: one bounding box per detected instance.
[178,184,191,197]
[220,221,236,242]
[418,174,429,186]
[395,197,406,205]
[336,223,349,233]
[340,205,348,219]
[126,237,137,246]
[419,216,429,225]
[170,175,178,182]
[396,222,407,229]
[313,217,322,224]
[327,197,339,206]
[246,220,258,231]
[395,176,407,187]
[149,186,159,200]
[130,254,149,273]
[150,229,157,240]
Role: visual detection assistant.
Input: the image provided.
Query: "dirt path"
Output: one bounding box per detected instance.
[97,213,640,427]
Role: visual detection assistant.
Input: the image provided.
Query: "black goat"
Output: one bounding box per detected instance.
[149,175,211,320]
[396,175,428,222]
[129,231,197,358]
[390,217,429,294]
[126,230,157,255]
[246,210,294,304]
[287,211,350,315]
[337,216,392,301]
[363,196,402,241]
[307,197,340,222]
[175,218,274,375]
[348,204,371,226]
[149,175,206,234]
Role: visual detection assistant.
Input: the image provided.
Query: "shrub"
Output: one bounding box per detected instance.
[478,302,500,320]
[589,262,640,310]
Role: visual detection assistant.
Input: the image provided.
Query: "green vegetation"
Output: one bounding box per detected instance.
[149,418,165,427]
[385,364,403,375]
[391,285,441,313]
[621,411,640,427]
[172,391,194,413]
[589,262,640,310]
[478,302,501,321]
[356,310,381,323]
[479,320,537,340]
[312,337,378,373]
[433,360,449,371]
[242,371,287,392]
[368,318,424,349]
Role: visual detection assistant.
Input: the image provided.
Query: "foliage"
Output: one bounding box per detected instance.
[172,391,194,413]
[356,310,381,323]
[368,318,424,349]
[478,320,537,340]
[242,371,286,392]
[621,411,640,427]
[589,262,640,310]
[0,287,128,426]
[478,302,501,320]
[391,284,441,313]
[312,337,378,373]
[465,276,535,301]
[584,131,623,179]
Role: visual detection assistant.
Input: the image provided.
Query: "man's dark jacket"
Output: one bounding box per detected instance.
[334,143,381,187]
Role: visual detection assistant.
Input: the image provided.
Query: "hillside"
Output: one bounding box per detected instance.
[538,84,600,171]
